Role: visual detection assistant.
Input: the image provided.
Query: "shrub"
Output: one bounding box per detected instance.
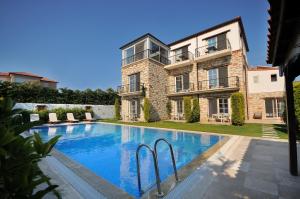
[52,108,67,121]
[0,97,60,198]
[184,97,192,122]
[294,83,300,127]
[231,92,245,126]
[114,98,121,120]
[166,100,172,119]
[35,109,50,123]
[144,98,151,122]
[191,98,200,122]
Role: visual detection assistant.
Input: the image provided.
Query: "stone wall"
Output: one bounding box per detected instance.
[14,103,114,119]
[248,91,285,119]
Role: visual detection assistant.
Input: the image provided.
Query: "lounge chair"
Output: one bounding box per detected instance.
[84,112,96,122]
[66,113,79,123]
[30,114,40,122]
[48,113,61,124]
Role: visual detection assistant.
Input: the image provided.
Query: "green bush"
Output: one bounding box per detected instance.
[114,98,121,120]
[294,83,300,127]
[166,100,172,119]
[0,97,60,198]
[34,108,90,122]
[0,81,118,105]
[144,98,151,122]
[34,109,50,123]
[191,98,200,122]
[231,92,245,126]
[184,97,192,122]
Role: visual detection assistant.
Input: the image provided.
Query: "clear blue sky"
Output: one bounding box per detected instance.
[0,0,270,90]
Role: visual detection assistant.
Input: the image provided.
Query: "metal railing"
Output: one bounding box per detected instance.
[122,49,169,66]
[198,76,239,91]
[195,39,231,58]
[165,83,194,94]
[167,51,194,65]
[117,83,144,94]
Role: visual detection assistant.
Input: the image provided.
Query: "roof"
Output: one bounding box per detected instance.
[119,33,169,50]
[248,66,279,71]
[168,16,249,51]
[267,0,299,65]
[0,72,58,83]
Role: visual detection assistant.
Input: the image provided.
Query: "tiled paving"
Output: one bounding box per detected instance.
[164,136,300,199]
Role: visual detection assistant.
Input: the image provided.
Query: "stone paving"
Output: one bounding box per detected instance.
[164,136,300,199]
[262,125,279,139]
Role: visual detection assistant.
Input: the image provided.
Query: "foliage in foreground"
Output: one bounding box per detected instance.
[191,98,200,122]
[0,97,61,198]
[0,81,118,105]
[166,100,172,119]
[143,98,151,122]
[231,92,245,126]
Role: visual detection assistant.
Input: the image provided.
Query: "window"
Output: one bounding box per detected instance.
[207,37,217,53]
[130,99,140,117]
[175,75,183,92]
[271,74,277,82]
[208,68,218,88]
[253,75,259,83]
[175,73,189,92]
[265,98,285,118]
[124,47,134,65]
[218,98,229,114]
[128,73,140,92]
[174,46,188,62]
[135,41,146,61]
[176,100,183,114]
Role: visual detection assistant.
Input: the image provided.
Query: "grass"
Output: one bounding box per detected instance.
[98,119,288,139]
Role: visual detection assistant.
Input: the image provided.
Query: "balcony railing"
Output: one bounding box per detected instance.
[117,83,144,95]
[198,76,239,91]
[166,83,195,95]
[122,49,168,66]
[167,51,194,65]
[195,39,231,58]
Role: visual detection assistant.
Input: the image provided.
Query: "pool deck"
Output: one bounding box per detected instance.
[39,127,300,199]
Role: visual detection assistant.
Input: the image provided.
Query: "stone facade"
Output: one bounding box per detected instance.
[248,91,285,120]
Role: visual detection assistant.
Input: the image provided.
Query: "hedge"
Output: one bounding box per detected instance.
[143,98,151,122]
[231,92,245,126]
[184,97,192,122]
[191,98,200,122]
[0,81,118,105]
[114,98,121,120]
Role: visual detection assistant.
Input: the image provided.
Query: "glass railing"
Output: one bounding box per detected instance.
[122,50,168,66]
[167,51,194,65]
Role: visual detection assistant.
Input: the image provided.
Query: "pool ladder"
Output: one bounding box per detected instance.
[136,138,179,197]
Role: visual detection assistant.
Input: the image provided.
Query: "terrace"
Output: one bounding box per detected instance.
[117,83,145,96]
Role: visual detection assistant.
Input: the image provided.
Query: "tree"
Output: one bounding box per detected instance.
[0,97,61,198]
[191,98,200,122]
[184,97,192,122]
[114,98,121,120]
[143,98,151,122]
[231,92,245,126]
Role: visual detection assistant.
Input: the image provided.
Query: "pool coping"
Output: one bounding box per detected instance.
[43,122,230,198]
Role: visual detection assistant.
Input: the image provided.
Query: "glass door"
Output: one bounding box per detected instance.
[208,68,218,89]
[175,75,183,92]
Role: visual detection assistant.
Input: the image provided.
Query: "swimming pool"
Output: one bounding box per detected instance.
[31,123,223,197]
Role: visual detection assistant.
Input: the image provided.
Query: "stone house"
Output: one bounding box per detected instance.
[118,16,285,123]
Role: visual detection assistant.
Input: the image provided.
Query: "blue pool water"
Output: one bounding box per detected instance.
[31,123,222,197]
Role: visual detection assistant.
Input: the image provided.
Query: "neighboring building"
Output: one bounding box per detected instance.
[118,16,285,123]
[247,66,285,121]
[0,72,58,88]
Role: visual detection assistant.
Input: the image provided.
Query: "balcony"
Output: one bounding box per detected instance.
[166,83,195,96]
[198,76,239,92]
[122,49,168,66]
[194,39,231,63]
[117,83,145,96]
[164,51,194,70]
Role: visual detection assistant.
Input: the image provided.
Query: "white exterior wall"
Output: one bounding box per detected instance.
[14,103,114,119]
[247,69,285,93]
[169,22,246,57]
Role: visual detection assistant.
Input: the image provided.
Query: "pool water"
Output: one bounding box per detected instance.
[31,123,222,197]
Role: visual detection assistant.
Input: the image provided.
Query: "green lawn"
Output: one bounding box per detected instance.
[99,119,288,139]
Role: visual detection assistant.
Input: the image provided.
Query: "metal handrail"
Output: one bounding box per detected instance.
[117,83,144,94]
[195,39,231,57]
[122,49,169,66]
[198,76,239,90]
[165,83,195,94]
[136,144,164,197]
[154,138,179,181]
[167,51,194,65]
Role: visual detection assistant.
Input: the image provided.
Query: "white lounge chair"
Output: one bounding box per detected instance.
[30,114,40,122]
[66,113,79,123]
[48,113,61,124]
[84,112,96,122]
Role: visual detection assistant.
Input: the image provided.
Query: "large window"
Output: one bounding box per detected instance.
[208,98,229,117]
[176,99,183,114]
[265,98,285,118]
[128,73,140,92]
[208,68,218,88]
[124,47,134,65]
[219,98,229,114]
[175,73,189,92]
[130,99,140,118]
[207,37,217,53]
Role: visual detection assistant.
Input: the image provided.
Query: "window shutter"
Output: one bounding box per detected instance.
[217,33,227,50]
[136,73,140,91]
[218,67,228,87]
[183,73,190,90]
[137,99,141,116]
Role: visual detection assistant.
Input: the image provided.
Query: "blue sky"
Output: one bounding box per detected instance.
[0,0,270,90]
